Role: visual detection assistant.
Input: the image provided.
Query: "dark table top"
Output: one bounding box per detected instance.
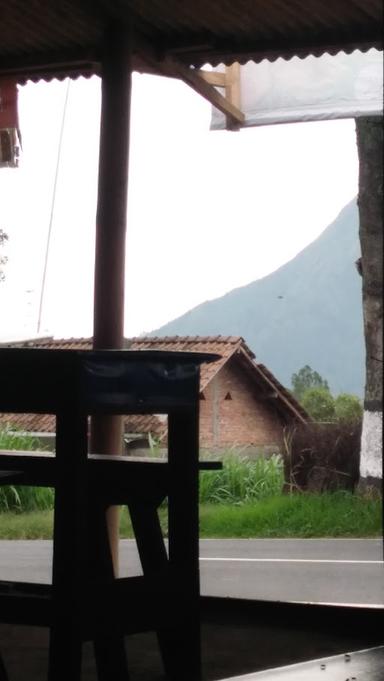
[0,348,220,414]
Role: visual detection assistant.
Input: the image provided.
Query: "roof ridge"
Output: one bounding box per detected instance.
[130,335,243,343]
[4,335,248,345]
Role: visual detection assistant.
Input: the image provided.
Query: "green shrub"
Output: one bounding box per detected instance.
[0,426,54,512]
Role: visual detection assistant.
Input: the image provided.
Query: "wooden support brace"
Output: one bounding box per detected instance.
[198,62,242,130]
[168,60,244,129]
[134,31,243,129]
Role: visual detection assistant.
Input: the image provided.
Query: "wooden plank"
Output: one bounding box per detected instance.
[225,63,241,110]
[198,70,226,87]
[0,451,56,486]
[224,62,241,130]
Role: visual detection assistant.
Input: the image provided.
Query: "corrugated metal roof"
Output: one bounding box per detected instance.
[0,1,381,82]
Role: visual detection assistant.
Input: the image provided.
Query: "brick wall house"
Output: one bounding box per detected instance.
[199,362,287,453]
[129,336,309,455]
[0,335,308,456]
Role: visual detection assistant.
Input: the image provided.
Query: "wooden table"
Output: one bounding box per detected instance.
[0,348,219,681]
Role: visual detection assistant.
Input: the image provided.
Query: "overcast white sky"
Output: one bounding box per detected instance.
[0,73,359,341]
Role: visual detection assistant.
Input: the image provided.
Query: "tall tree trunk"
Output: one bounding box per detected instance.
[355,116,383,493]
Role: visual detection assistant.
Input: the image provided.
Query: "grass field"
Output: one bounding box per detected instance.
[0,438,381,540]
[0,492,381,539]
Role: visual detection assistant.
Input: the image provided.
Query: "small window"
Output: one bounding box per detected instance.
[199,393,205,400]
[224,392,232,401]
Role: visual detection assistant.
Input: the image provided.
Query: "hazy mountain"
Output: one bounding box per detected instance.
[153,200,364,396]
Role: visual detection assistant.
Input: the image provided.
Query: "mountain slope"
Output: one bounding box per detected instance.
[153,200,364,396]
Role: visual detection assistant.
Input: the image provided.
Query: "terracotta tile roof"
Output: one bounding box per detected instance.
[123,414,166,439]
[129,335,252,390]
[1,334,242,390]
[2,336,93,351]
[0,1,381,82]
[129,337,308,422]
[1,335,308,425]
[0,410,165,439]
[0,412,56,434]
[254,364,309,423]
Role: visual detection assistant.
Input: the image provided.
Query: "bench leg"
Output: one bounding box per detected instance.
[93,636,130,681]
[0,653,8,681]
[89,502,130,681]
[128,502,196,681]
[48,622,82,681]
[167,410,202,681]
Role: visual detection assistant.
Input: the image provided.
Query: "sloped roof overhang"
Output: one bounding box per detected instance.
[0,0,382,84]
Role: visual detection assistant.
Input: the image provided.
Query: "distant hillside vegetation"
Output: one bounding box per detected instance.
[153,200,364,396]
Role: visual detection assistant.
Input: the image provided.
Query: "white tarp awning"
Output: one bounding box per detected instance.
[210,49,383,130]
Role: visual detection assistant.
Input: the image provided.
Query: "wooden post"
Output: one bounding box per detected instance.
[90,22,132,574]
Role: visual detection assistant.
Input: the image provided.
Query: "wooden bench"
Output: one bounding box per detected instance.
[0,348,221,681]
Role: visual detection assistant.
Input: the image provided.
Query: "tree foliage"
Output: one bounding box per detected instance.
[291,365,330,401]
[301,387,335,422]
[0,228,8,282]
[334,393,363,423]
[300,386,363,424]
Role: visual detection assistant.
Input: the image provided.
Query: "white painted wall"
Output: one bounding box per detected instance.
[360,410,383,478]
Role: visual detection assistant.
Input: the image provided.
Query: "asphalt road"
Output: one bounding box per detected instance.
[198,538,384,605]
[0,538,383,605]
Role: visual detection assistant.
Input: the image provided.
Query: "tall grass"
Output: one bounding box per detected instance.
[0,426,54,512]
[199,452,284,504]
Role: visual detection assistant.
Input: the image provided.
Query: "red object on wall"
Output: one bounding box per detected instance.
[0,79,21,167]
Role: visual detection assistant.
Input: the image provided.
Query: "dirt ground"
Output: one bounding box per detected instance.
[0,598,383,680]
